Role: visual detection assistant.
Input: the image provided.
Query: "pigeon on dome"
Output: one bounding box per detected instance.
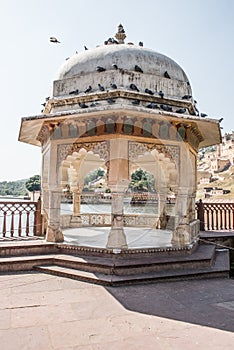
[50,36,60,43]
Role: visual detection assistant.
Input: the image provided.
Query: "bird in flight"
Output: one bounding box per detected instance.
[50,36,60,43]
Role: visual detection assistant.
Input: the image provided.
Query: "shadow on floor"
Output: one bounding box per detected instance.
[106,277,234,333]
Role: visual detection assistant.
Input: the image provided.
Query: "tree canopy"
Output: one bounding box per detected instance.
[25,175,41,193]
[129,169,155,192]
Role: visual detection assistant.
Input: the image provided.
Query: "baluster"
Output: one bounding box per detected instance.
[34,209,37,235]
[26,211,30,236]
[211,208,214,230]
[10,212,14,237]
[215,209,218,230]
[206,208,209,231]
[231,204,234,230]
[18,212,22,236]
[227,207,231,230]
[2,211,7,237]
[224,206,227,230]
[219,207,223,230]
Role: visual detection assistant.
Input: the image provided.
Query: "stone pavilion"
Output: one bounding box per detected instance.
[19,25,221,251]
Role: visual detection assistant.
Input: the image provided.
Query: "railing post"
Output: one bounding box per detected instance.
[34,197,42,236]
[197,199,205,231]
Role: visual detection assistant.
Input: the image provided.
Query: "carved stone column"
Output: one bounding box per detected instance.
[172,187,190,246]
[70,186,82,227]
[106,182,129,250]
[106,138,129,250]
[156,187,167,229]
[46,188,64,242]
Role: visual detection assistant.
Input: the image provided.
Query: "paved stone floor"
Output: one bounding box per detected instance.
[0,273,234,349]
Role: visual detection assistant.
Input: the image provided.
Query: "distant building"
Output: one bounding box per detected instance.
[197,171,211,184]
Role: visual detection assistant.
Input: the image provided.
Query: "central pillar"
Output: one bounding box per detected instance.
[106,185,128,249]
[106,138,129,250]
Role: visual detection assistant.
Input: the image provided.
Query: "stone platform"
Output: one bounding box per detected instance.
[0,229,230,286]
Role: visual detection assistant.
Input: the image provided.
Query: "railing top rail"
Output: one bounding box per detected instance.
[0,201,37,205]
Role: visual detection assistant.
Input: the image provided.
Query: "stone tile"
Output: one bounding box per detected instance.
[0,325,52,350]
[0,273,234,349]
[11,303,77,328]
[0,309,11,330]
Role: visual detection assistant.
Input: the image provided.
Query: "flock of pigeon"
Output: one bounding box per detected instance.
[48,36,223,123]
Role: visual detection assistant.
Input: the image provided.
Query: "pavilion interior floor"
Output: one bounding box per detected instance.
[62,227,173,249]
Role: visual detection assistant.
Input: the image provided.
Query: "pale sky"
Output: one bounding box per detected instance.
[0,0,233,181]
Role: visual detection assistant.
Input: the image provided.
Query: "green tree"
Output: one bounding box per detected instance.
[25,175,41,200]
[129,169,155,192]
[84,168,106,186]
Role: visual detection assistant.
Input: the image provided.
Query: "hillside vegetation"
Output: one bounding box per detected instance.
[0,179,28,197]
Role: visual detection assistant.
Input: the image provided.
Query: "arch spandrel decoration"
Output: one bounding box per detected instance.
[128,141,180,168]
[57,141,109,166]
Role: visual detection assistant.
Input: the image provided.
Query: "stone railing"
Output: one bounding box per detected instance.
[0,200,42,239]
[60,213,159,228]
[196,200,234,231]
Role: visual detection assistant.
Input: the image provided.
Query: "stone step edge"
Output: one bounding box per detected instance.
[0,251,214,271]
[0,243,216,266]
[34,262,230,286]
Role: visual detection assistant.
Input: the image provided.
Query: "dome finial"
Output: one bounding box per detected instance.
[115,23,126,44]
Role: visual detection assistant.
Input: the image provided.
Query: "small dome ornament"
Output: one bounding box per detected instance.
[115,24,126,44]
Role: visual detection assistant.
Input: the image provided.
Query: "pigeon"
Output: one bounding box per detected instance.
[104,37,118,45]
[112,64,118,70]
[164,71,171,79]
[85,86,92,93]
[84,46,88,50]
[69,89,79,95]
[219,118,223,123]
[96,66,106,72]
[110,83,117,89]
[132,99,140,105]
[130,83,139,92]
[158,90,164,98]
[41,103,46,107]
[139,41,144,47]
[98,83,105,91]
[176,108,186,114]
[135,65,143,73]
[50,36,60,43]
[160,104,172,112]
[79,102,89,108]
[200,113,207,118]
[90,102,100,107]
[146,102,158,109]
[45,96,50,101]
[182,95,192,100]
[107,98,116,104]
[145,88,154,95]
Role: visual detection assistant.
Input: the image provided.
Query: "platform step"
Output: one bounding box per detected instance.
[0,244,217,275]
[34,249,230,286]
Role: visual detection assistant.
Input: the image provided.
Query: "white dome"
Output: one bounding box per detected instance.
[55,44,189,83]
[53,44,192,99]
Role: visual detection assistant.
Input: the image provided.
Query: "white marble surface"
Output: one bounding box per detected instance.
[63,226,172,249]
